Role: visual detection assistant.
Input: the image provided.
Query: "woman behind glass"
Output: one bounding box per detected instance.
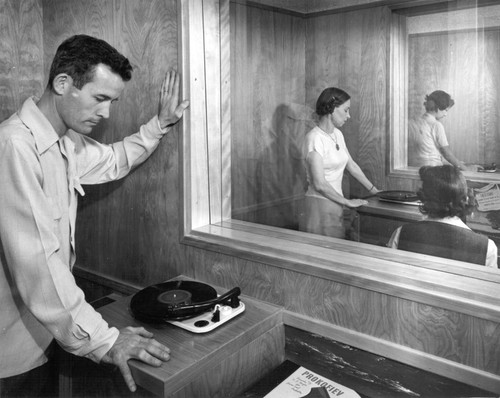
[299,87,380,238]
[388,165,498,267]
[408,90,475,171]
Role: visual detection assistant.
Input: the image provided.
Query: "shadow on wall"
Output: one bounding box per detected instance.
[233,102,316,230]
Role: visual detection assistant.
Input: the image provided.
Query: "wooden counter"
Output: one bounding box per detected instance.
[353,197,500,249]
[352,198,424,246]
[61,277,284,398]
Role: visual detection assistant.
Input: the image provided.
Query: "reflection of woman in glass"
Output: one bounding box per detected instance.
[408,90,471,170]
[388,165,497,268]
[299,87,380,238]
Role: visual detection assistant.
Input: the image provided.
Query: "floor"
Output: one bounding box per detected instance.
[239,326,499,398]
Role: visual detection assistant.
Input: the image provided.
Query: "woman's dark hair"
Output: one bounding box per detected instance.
[315,87,350,116]
[47,34,133,91]
[417,165,473,218]
[424,90,455,112]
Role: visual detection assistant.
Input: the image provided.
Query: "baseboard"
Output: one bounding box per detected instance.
[73,265,143,296]
[284,311,500,394]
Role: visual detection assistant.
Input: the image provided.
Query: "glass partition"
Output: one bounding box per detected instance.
[229,0,500,269]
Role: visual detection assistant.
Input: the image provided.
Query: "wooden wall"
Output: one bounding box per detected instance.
[40,0,187,284]
[230,3,389,229]
[2,0,500,392]
[305,7,388,195]
[408,29,500,166]
[0,0,44,121]
[230,3,311,229]
[191,249,500,381]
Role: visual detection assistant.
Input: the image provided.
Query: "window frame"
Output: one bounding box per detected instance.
[178,0,500,324]
[389,3,500,183]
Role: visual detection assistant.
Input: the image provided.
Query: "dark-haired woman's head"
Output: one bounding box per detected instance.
[316,87,350,116]
[417,165,472,219]
[315,87,351,128]
[424,90,455,113]
[47,34,133,91]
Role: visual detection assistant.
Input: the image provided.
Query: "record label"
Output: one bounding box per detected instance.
[158,289,192,305]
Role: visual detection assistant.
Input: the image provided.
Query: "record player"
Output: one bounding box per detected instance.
[130,280,245,333]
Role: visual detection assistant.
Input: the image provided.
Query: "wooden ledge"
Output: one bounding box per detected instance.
[182,221,500,323]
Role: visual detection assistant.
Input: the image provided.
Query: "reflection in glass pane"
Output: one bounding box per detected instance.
[407,6,500,169]
[230,2,310,230]
[229,0,499,269]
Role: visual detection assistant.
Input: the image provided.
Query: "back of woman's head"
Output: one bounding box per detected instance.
[316,87,350,116]
[424,90,455,112]
[417,165,471,218]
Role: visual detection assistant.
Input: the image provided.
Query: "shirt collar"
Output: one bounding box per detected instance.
[423,113,437,123]
[426,216,470,230]
[18,97,60,155]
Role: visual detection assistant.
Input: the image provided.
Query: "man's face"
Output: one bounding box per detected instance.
[58,63,125,135]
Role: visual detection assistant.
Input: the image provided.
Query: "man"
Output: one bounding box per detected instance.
[0,34,189,395]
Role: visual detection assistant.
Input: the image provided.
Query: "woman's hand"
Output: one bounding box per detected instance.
[345,198,368,208]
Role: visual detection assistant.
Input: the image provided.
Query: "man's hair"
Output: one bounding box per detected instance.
[47,34,133,90]
[417,165,473,219]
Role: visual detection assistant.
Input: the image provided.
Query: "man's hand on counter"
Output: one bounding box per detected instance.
[101,326,171,392]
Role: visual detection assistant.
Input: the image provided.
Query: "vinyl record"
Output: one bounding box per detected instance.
[377,190,418,202]
[130,280,218,322]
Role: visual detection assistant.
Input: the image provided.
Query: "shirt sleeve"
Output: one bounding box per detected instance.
[387,227,401,248]
[0,135,119,363]
[74,116,165,184]
[485,239,498,268]
[432,121,449,148]
[304,130,326,158]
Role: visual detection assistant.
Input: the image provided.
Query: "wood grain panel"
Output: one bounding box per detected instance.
[42,0,114,80]
[305,7,389,196]
[170,325,284,398]
[408,29,500,166]
[0,0,44,121]
[25,0,500,391]
[41,0,185,285]
[230,3,307,227]
[190,245,500,378]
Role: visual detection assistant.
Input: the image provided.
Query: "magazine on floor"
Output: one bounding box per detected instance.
[264,366,361,398]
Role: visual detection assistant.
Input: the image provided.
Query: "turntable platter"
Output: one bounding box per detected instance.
[130,280,218,322]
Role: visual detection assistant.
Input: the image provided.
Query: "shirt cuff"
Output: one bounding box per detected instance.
[86,326,120,363]
[157,117,169,134]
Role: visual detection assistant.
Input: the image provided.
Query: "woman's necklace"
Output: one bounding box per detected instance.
[318,125,340,150]
[328,130,340,151]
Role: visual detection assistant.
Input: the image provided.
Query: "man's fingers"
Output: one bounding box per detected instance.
[132,326,154,338]
[136,348,166,366]
[175,100,190,118]
[117,362,137,392]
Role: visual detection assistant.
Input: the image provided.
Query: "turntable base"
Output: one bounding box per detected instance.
[167,302,246,333]
[94,277,284,398]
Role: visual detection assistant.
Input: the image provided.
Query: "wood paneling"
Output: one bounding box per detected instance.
[306,7,389,196]
[94,282,285,398]
[0,0,44,121]
[230,3,309,228]
[189,244,500,386]
[40,0,186,284]
[408,29,500,166]
[1,0,497,391]
[230,4,390,229]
